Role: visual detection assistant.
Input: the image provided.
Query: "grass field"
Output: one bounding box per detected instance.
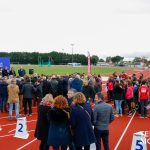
[11,64,126,76]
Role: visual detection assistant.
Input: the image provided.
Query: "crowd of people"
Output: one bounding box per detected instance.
[0,66,150,150]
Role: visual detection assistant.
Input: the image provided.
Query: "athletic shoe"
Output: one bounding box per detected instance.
[8,116,12,121]
[28,114,32,116]
[139,116,144,118]
[115,114,119,117]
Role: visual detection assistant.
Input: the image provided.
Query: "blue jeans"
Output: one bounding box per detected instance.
[140,100,148,117]
[115,100,122,114]
[94,128,109,150]
[9,103,19,119]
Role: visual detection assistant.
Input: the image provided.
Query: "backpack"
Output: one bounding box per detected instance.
[126,86,133,99]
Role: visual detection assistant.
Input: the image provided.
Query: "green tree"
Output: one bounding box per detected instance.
[106,57,111,63]
[99,58,105,62]
[111,56,124,64]
[91,55,99,65]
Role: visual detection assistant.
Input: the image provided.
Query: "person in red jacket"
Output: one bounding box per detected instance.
[138,80,149,118]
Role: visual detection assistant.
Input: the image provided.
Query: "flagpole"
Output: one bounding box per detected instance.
[88,51,91,77]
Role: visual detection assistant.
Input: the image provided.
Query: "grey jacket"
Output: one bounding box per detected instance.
[93,101,114,130]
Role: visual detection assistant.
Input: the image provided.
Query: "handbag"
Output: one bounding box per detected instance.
[63,110,74,136]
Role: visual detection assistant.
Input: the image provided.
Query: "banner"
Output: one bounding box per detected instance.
[88,51,91,76]
[0,57,10,70]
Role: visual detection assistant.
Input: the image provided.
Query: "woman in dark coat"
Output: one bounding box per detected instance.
[70,92,96,150]
[113,83,124,117]
[47,95,71,150]
[34,94,54,150]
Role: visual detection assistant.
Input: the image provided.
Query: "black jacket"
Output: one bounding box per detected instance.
[34,105,51,140]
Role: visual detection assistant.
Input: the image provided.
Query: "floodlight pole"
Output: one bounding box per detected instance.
[71,44,74,63]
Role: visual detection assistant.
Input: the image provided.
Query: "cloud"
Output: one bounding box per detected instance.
[123,51,150,60]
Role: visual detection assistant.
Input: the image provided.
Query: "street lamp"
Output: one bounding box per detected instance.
[71,44,74,63]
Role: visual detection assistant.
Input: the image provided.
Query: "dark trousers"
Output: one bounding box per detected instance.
[121,100,125,114]
[94,129,109,150]
[108,90,113,100]
[126,99,132,113]
[23,98,32,115]
[53,145,67,150]
[40,140,49,150]
[0,96,8,112]
[140,100,148,117]
[75,145,90,150]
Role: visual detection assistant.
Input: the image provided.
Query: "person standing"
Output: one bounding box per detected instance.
[18,66,26,77]
[22,77,35,116]
[35,80,43,107]
[7,79,20,120]
[67,88,77,107]
[138,80,149,118]
[34,94,54,150]
[0,78,8,112]
[9,67,16,77]
[113,83,124,117]
[70,92,95,150]
[93,92,114,150]
[47,95,71,150]
[2,66,9,77]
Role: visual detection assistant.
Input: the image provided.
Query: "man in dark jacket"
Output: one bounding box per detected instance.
[67,88,77,107]
[18,66,26,77]
[93,92,114,150]
[70,74,82,92]
[49,75,58,98]
[82,79,95,102]
[2,67,9,77]
[0,78,8,112]
[22,78,36,116]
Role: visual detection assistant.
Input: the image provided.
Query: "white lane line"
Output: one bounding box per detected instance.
[17,138,37,150]
[0,133,14,138]
[1,119,37,127]
[114,112,136,150]
[0,130,35,138]
[0,112,37,120]
[8,129,16,133]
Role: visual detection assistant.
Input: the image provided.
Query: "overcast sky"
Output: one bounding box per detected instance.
[0,0,150,60]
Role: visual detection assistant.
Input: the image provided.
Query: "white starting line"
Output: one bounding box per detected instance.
[114,111,136,150]
[17,138,37,150]
[0,130,35,138]
[1,119,37,127]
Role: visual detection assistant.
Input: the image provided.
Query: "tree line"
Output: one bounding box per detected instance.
[0,51,149,65]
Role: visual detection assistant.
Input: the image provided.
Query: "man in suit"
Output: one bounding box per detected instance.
[93,92,114,150]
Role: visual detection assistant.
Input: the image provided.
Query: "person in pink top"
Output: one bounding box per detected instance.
[125,81,134,116]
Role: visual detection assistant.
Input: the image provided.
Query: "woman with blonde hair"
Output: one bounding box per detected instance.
[34,94,54,150]
[70,92,95,150]
[47,95,71,150]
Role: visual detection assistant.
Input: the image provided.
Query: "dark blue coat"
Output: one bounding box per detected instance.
[47,108,71,146]
[18,69,26,77]
[70,103,96,146]
[0,82,8,97]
